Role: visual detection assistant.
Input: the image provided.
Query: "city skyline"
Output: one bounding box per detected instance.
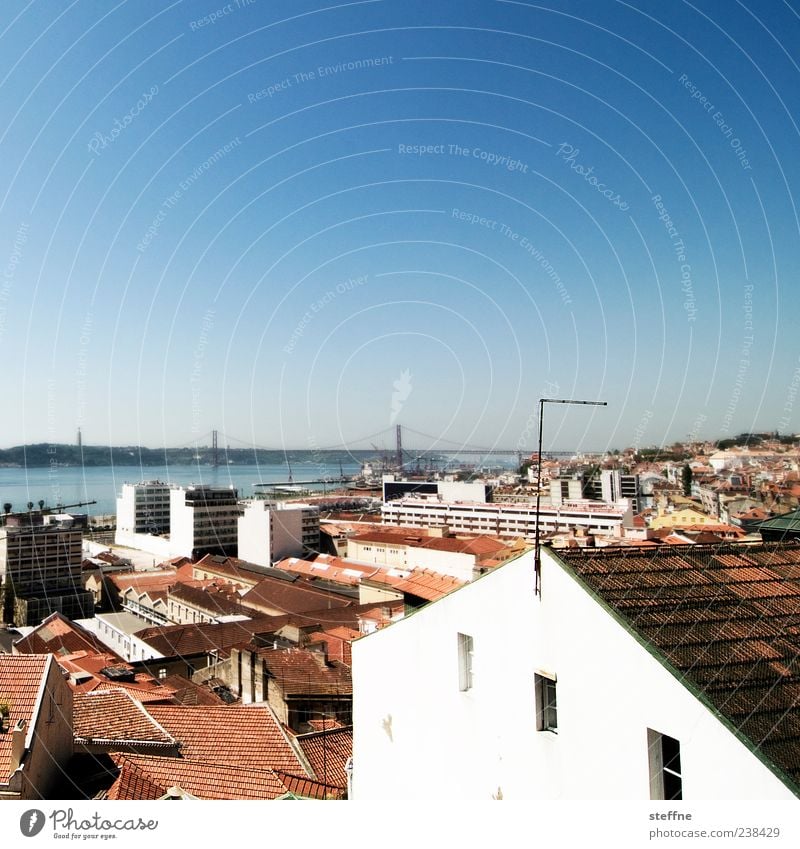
[1,1,798,454]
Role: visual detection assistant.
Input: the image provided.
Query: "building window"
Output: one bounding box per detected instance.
[535,673,558,732]
[457,632,474,691]
[648,729,682,800]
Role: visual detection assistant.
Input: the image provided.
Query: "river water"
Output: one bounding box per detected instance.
[0,459,367,517]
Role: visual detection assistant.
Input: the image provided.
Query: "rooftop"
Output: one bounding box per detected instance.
[73,689,177,748]
[0,654,50,782]
[559,542,800,794]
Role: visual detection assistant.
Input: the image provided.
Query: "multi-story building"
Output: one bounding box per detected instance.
[381,496,631,540]
[0,514,93,625]
[115,481,172,536]
[549,475,585,505]
[584,469,651,513]
[169,485,242,560]
[382,476,492,503]
[237,500,320,567]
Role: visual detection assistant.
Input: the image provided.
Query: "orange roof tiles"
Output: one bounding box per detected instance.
[73,689,177,747]
[241,574,353,616]
[259,648,352,697]
[145,704,306,773]
[296,726,352,788]
[394,569,465,601]
[106,754,341,800]
[0,654,50,781]
[14,612,113,658]
[560,542,800,793]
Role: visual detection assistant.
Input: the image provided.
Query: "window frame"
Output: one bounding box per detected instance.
[535,672,558,733]
[457,632,474,692]
[647,728,683,800]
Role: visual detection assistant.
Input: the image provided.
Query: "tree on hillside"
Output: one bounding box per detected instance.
[682,464,693,496]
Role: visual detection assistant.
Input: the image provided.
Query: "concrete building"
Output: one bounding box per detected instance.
[549,475,585,505]
[237,500,320,567]
[583,469,651,513]
[381,496,631,540]
[0,514,93,626]
[346,531,511,581]
[90,611,165,662]
[382,476,492,503]
[115,480,172,536]
[169,485,242,559]
[352,544,800,800]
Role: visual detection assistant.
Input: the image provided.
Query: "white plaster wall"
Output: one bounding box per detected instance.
[352,549,795,801]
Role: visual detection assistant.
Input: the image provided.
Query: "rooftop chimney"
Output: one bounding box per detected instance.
[10,719,27,771]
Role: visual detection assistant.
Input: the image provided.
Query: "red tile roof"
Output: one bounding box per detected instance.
[241,574,354,617]
[168,581,257,618]
[350,531,508,559]
[275,555,383,586]
[159,675,228,706]
[296,726,352,788]
[0,654,50,782]
[559,542,800,794]
[106,754,341,800]
[134,616,285,657]
[393,569,465,601]
[259,647,352,697]
[145,704,306,772]
[13,612,113,658]
[73,690,177,747]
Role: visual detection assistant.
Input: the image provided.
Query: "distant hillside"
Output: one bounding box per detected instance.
[0,443,368,468]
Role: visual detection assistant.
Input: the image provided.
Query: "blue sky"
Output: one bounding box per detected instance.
[0,0,798,453]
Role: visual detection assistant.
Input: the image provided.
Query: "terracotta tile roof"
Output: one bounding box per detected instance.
[13,613,112,658]
[559,542,800,793]
[305,718,346,731]
[107,754,340,800]
[134,616,285,657]
[296,726,352,788]
[145,704,307,772]
[108,566,194,594]
[159,675,228,706]
[134,600,402,659]
[258,648,352,697]
[89,680,177,704]
[393,569,465,601]
[168,581,256,617]
[106,755,165,800]
[351,530,508,558]
[274,555,382,586]
[0,654,52,780]
[191,554,270,588]
[73,690,177,747]
[241,574,354,616]
[273,769,344,799]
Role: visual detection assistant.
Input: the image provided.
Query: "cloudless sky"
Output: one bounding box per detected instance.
[0,0,798,453]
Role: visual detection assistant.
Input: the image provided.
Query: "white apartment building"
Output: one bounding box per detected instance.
[237,500,320,567]
[169,485,242,559]
[352,545,799,800]
[115,481,172,536]
[381,496,631,539]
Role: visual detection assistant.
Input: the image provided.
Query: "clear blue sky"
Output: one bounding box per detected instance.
[0,0,798,453]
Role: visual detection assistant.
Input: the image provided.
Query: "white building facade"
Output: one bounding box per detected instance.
[352,548,795,800]
[115,481,172,536]
[381,496,630,539]
[237,500,320,567]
